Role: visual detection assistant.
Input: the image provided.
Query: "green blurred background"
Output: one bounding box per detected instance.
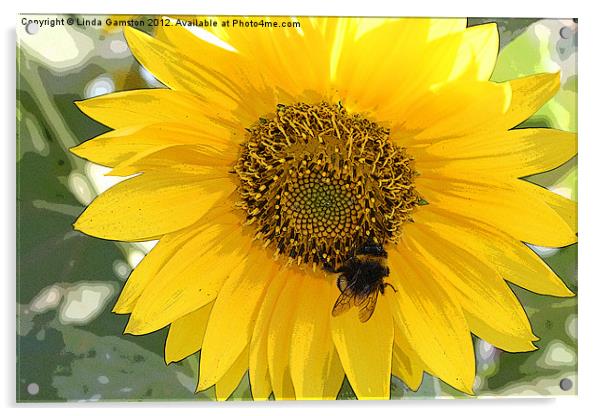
[16,16,577,402]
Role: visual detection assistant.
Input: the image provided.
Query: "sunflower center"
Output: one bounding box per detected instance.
[235,102,419,269]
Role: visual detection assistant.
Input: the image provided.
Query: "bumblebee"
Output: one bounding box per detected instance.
[331,242,396,323]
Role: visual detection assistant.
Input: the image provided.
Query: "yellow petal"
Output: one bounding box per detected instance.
[395,72,559,147]
[124,28,237,104]
[75,89,214,130]
[403,220,539,352]
[449,22,498,81]
[388,247,475,394]
[198,247,275,390]
[165,303,213,364]
[346,23,499,119]
[416,176,577,247]
[107,144,235,177]
[126,216,253,334]
[499,72,561,130]
[248,270,288,400]
[322,363,346,400]
[124,26,281,125]
[211,17,333,102]
[74,171,234,241]
[71,122,238,168]
[527,181,577,235]
[154,21,281,121]
[427,18,467,40]
[391,329,424,391]
[331,278,394,400]
[415,128,577,179]
[288,269,344,400]
[412,205,574,298]
[334,18,432,113]
[113,226,199,314]
[212,348,249,401]
[289,21,340,100]
[397,80,510,143]
[266,271,301,400]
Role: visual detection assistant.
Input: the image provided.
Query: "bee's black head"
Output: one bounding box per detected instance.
[355,243,387,258]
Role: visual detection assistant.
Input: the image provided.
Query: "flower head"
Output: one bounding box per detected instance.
[72,17,577,400]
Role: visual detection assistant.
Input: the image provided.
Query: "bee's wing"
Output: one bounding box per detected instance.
[332,286,355,317]
[357,291,379,323]
[352,292,366,307]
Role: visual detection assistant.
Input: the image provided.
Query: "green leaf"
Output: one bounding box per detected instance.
[17,315,213,402]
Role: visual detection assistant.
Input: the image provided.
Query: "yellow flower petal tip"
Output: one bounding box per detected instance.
[70,17,577,400]
[122,25,143,42]
[550,70,561,85]
[164,349,184,366]
[406,382,422,393]
[72,216,93,236]
[122,325,138,336]
[123,317,155,336]
[69,146,85,160]
[441,377,477,396]
[565,288,576,297]
[196,379,214,393]
[73,99,85,110]
[73,99,95,120]
[111,304,129,315]
[72,217,94,236]
[514,71,561,104]
[450,374,477,396]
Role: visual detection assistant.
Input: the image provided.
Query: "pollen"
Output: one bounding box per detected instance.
[235,102,419,269]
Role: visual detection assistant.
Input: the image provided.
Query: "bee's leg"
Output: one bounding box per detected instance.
[337,276,349,292]
[383,282,398,293]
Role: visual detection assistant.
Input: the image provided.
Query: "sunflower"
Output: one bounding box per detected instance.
[71,17,577,400]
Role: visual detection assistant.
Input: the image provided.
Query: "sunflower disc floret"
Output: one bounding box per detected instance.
[235,102,420,269]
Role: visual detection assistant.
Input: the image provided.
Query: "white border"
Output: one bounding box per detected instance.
[4,1,600,415]
[6,0,592,18]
